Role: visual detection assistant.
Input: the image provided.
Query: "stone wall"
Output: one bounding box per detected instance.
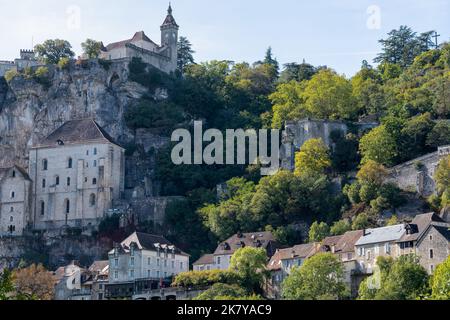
[388,146,450,197]
[281,119,378,170]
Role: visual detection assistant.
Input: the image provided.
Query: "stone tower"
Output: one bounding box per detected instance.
[160,3,179,70]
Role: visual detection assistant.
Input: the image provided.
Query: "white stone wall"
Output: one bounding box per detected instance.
[0,169,31,236]
[29,142,125,230]
[355,241,401,274]
[417,227,450,274]
[212,254,232,270]
[109,249,189,284]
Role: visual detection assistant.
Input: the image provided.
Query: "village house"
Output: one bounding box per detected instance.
[207,231,281,271]
[193,254,214,271]
[319,230,365,297]
[99,4,179,74]
[105,232,189,300]
[28,119,125,231]
[0,165,32,237]
[355,224,406,274]
[265,243,319,300]
[54,261,89,300]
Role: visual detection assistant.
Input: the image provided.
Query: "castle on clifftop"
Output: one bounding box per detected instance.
[99,4,179,73]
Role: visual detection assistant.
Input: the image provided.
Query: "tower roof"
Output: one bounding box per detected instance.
[161,3,179,29]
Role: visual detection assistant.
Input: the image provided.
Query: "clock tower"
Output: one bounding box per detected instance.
[161,3,179,70]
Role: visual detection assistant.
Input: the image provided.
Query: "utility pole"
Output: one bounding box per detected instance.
[433,31,441,49]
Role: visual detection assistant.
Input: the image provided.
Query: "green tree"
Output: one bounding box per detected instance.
[434,155,450,208]
[0,269,14,300]
[359,125,398,166]
[374,26,435,69]
[330,220,351,236]
[81,39,103,59]
[308,222,330,242]
[177,36,195,74]
[302,69,358,120]
[34,39,75,64]
[352,213,372,230]
[427,120,450,148]
[262,46,279,79]
[229,247,268,293]
[359,255,430,300]
[282,253,347,300]
[430,256,450,300]
[295,138,331,177]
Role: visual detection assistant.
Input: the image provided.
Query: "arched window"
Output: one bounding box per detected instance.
[93,178,97,185]
[64,199,70,214]
[10,216,13,222]
[40,201,45,216]
[42,159,48,171]
[68,158,73,169]
[10,207,14,212]
[42,179,46,188]
[12,170,16,178]
[10,191,15,199]
[89,194,96,206]
[55,176,60,186]
[67,177,71,186]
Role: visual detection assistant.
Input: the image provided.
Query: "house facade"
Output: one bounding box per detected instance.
[28,119,125,231]
[106,232,189,299]
[0,165,32,236]
[193,254,214,271]
[266,243,319,300]
[211,232,281,271]
[355,224,406,274]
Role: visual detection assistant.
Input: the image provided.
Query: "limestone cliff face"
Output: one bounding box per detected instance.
[0,60,149,168]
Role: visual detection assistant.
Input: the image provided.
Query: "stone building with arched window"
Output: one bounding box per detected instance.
[28,119,125,230]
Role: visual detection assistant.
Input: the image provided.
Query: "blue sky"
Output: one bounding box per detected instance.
[0,0,448,76]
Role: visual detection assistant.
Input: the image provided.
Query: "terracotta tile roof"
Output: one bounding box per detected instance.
[337,230,364,253]
[105,31,158,51]
[398,213,447,243]
[193,254,214,266]
[35,119,121,148]
[267,243,318,271]
[214,232,280,257]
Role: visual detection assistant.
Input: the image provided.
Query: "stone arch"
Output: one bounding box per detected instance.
[108,72,120,88]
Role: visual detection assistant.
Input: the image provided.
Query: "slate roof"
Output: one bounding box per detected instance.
[114,232,190,257]
[105,31,158,51]
[35,119,121,148]
[398,213,446,243]
[161,4,179,28]
[193,254,214,266]
[214,231,280,258]
[267,243,318,271]
[355,224,406,246]
[434,226,450,242]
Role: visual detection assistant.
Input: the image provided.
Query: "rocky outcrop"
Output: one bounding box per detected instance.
[0,59,149,168]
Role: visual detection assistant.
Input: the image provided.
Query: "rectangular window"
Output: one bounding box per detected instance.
[157,259,160,267]
[130,257,135,267]
[114,271,118,279]
[148,257,151,265]
[385,243,391,254]
[430,250,434,259]
[180,262,183,269]
[114,259,118,267]
[171,261,175,269]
